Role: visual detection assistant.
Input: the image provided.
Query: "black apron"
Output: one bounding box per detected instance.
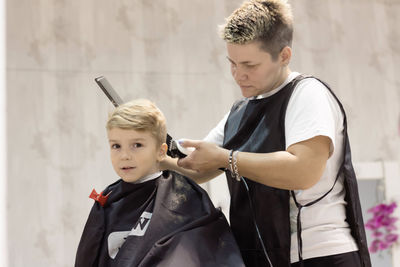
[223,75,371,267]
[75,172,245,267]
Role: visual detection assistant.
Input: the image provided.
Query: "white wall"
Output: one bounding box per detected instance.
[5,0,400,266]
[0,0,7,265]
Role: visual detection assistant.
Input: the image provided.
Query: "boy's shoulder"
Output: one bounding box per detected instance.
[101,176,159,207]
[96,171,209,211]
[103,179,122,193]
[157,171,207,196]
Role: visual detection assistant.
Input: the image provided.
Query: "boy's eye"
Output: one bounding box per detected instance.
[111,144,120,149]
[133,143,143,148]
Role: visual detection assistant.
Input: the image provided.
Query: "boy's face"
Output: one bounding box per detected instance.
[226,41,289,98]
[107,128,167,183]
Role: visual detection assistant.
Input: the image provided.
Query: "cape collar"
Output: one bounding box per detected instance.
[134,171,163,184]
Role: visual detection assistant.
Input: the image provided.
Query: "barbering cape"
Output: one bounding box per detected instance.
[75,172,244,267]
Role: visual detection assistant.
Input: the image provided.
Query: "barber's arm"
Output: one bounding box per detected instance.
[177,135,331,190]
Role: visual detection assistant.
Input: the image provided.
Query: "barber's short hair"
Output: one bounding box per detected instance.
[220,0,293,60]
[106,99,167,146]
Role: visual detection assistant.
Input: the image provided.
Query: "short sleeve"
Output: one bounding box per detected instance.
[203,112,230,146]
[285,78,341,157]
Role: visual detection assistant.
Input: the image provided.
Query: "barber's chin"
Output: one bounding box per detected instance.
[240,86,256,98]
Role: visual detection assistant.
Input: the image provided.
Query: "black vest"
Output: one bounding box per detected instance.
[223,75,371,267]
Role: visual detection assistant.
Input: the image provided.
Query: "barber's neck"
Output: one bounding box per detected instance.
[262,66,291,95]
[274,66,291,89]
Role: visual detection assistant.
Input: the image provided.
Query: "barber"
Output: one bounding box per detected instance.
[162,1,371,266]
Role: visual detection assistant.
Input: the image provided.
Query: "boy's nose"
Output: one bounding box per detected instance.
[120,150,132,160]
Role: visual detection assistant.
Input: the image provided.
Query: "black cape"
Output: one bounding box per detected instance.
[75,172,245,267]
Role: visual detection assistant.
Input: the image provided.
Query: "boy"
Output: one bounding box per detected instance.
[74,99,244,267]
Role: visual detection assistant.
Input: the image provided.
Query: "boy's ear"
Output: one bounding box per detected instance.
[157,143,168,162]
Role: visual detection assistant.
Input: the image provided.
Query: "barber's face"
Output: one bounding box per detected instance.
[226,41,287,98]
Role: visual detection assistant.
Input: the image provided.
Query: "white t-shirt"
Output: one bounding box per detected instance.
[204,72,358,262]
[134,171,163,184]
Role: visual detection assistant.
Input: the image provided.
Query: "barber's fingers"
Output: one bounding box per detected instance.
[177,157,199,172]
[177,157,188,168]
[178,139,202,149]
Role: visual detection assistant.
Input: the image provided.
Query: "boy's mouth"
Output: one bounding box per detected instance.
[121,166,135,170]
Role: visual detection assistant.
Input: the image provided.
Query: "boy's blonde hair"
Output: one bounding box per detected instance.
[106,99,167,146]
[220,0,293,60]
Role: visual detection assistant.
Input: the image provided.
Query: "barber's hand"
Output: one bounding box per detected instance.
[177,140,229,172]
[159,155,173,171]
